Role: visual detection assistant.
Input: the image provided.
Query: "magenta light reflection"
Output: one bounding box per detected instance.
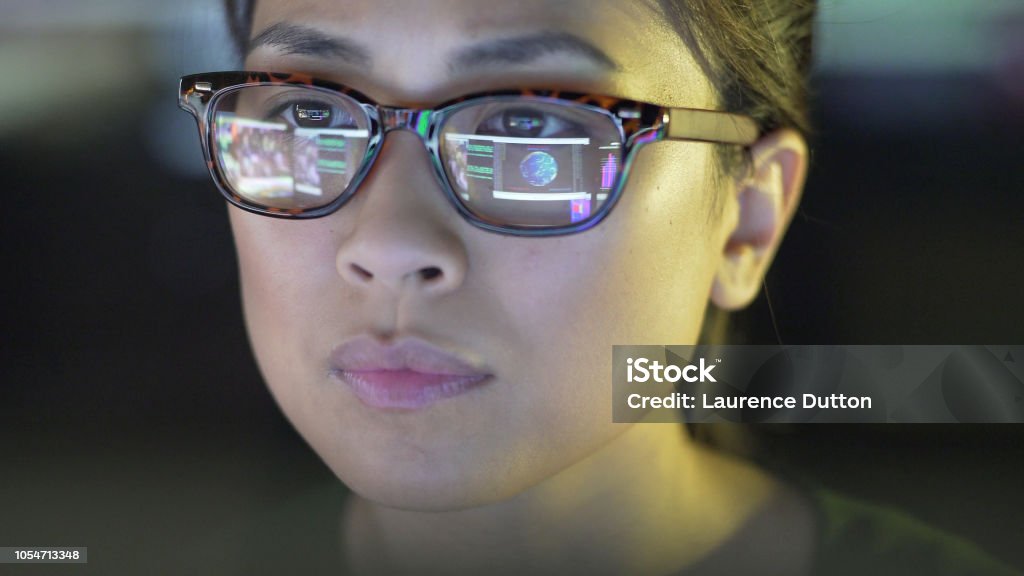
[600,153,617,189]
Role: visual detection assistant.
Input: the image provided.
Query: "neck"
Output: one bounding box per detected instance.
[341,424,786,576]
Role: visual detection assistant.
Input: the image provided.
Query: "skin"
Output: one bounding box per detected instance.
[233,0,811,573]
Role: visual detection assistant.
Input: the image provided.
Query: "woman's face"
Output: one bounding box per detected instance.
[236,0,734,510]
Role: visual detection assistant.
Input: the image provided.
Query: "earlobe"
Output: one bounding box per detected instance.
[710,129,808,311]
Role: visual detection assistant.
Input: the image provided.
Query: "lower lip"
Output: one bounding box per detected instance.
[334,369,491,410]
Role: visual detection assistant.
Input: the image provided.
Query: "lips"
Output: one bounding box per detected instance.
[329,336,493,410]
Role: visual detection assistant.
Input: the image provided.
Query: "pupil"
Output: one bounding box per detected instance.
[503,108,544,137]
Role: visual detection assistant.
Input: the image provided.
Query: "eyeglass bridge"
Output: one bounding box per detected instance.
[378,108,434,138]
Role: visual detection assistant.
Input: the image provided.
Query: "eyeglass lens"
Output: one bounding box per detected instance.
[210,85,625,226]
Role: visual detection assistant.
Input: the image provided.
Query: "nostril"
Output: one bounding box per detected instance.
[420,267,443,281]
[350,263,374,280]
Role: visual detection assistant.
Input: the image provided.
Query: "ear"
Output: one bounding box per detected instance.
[710,128,808,310]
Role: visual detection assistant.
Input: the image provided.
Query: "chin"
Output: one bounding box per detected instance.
[320,449,527,512]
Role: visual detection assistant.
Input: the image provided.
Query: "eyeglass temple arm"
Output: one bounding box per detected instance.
[663,108,759,146]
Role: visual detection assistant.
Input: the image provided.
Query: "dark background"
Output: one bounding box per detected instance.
[2,2,1023,573]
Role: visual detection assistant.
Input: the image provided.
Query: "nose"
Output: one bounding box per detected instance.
[335,127,468,296]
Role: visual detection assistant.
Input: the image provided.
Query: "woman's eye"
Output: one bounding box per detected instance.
[477,107,581,138]
[293,102,333,125]
[264,99,356,129]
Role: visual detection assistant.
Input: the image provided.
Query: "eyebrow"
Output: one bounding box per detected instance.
[248,23,372,66]
[448,31,620,73]
[248,24,619,73]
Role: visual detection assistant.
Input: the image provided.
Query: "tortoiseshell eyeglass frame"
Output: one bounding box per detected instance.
[179,71,759,237]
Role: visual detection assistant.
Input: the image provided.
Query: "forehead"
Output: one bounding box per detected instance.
[247,0,715,108]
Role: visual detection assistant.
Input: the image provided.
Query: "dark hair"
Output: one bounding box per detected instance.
[660,1,816,136]
[224,0,256,60]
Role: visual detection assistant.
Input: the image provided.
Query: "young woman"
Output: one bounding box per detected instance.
[179,1,1019,573]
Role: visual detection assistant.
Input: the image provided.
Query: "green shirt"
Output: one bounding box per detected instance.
[810,489,1020,575]
[228,482,1020,575]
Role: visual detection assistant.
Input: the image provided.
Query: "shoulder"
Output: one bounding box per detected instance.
[810,488,1021,576]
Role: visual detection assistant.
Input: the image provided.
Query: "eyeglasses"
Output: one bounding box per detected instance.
[178,71,758,236]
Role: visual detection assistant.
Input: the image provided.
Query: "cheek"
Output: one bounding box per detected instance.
[478,143,724,446]
[228,209,343,393]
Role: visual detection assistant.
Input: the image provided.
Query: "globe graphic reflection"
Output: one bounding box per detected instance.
[519,151,558,187]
